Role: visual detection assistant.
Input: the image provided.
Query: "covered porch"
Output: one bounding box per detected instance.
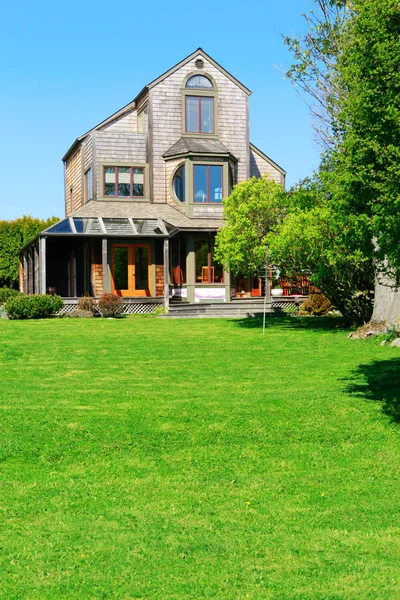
[21,217,312,309]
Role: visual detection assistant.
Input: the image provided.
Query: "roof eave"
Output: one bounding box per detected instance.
[163,150,235,161]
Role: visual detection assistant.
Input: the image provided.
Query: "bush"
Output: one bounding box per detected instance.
[67,308,94,319]
[98,293,124,317]
[299,294,332,316]
[5,294,63,319]
[0,287,22,304]
[77,296,96,314]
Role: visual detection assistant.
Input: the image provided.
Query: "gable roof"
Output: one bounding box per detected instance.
[249,142,286,176]
[139,48,252,98]
[62,48,251,161]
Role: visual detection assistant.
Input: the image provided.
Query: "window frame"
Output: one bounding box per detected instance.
[103,165,146,199]
[185,96,214,134]
[193,164,224,204]
[172,163,186,203]
[182,72,218,138]
[84,167,92,203]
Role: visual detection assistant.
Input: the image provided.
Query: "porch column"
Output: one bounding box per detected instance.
[163,238,169,309]
[39,236,46,294]
[186,235,195,304]
[265,266,271,303]
[23,252,28,294]
[102,238,108,294]
[34,244,40,294]
[224,269,231,303]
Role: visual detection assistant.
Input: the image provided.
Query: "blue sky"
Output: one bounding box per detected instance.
[0,0,319,220]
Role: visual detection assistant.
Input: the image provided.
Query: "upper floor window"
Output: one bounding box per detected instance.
[185,75,213,89]
[185,97,214,133]
[194,165,223,203]
[185,74,214,134]
[84,168,92,202]
[104,166,144,198]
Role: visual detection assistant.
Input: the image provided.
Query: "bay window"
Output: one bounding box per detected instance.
[194,165,223,203]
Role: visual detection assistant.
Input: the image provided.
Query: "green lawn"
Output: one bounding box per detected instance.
[1,315,400,599]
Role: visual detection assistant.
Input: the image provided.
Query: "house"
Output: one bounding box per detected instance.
[20,48,286,312]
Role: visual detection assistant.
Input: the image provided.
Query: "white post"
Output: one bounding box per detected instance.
[39,237,46,294]
[164,238,169,309]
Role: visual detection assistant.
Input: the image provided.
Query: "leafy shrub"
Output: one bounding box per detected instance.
[77,296,96,314]
[299,294,332,316]
[98,293,124,317]
[67,308,94,319]
[0,287,22,304]
[153,306,167,316]
[5,294,63,319]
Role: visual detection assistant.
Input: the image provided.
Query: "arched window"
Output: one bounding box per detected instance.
[185,75,213,89]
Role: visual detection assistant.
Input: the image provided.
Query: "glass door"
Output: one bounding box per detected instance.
[112,244,152,297]
[133,245,150,296]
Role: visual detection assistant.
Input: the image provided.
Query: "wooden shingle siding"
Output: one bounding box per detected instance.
[91,239,103,296]
[96,132,147,162]
[155,264,164,296]
[150,56,249,205]
[250,148,283,185]
[65,145,82,215]
[83,134,92,171]
[165,157,186,214]
[99,109,137,133]
[193,205,223,218]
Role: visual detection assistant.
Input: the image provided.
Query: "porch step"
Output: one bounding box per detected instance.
[161,300,273,319]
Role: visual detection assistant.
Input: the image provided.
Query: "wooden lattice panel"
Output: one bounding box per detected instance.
[56,301,78,316]
[272,298,307,309]
[56,299,164,316]
[121,302,163,315]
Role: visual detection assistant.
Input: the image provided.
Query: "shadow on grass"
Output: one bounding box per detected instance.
[346,358,400,422]
[232,313,351,333]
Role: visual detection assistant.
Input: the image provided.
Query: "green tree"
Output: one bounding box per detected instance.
[214,178,290,276]
[267,179,374,323]
[0,216,58,288]
[285,0,400,325]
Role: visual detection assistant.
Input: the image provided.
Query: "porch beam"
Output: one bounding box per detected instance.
[102,238,108,294]
[98,217,107,235]
[128,217,138,235]
[158,219,168,235]
[163,238,169,309]
[39,236,46,294]
[69,217,77,234]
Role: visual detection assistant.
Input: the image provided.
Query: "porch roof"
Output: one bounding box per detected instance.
[72,200,223,229]
[41,217,174,237]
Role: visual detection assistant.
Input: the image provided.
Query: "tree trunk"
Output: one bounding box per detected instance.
[371,268,400,326]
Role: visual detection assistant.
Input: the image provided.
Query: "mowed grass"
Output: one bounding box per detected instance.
[1,316,400,599]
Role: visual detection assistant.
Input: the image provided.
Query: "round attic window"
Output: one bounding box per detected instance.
[173,165,185,202]
[195,58,204,69]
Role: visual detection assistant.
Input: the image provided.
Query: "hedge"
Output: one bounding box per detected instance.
[0,287,22,304]
[5,294,63,320]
